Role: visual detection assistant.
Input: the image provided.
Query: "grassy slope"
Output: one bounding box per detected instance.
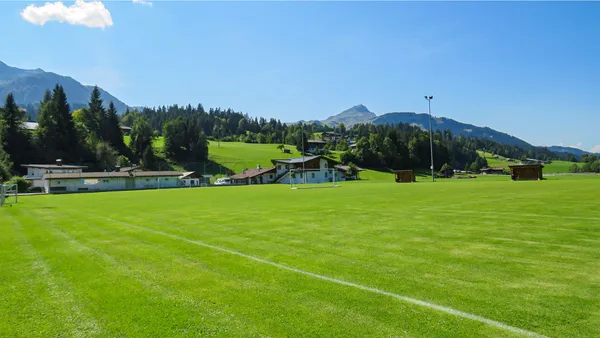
[123,136,164,150]
[478,151,574,173]
[2,176,600,337]
[207,141,300,174]
[206,142,394,181]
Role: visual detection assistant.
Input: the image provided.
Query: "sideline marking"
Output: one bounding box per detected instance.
[76,210,548,338]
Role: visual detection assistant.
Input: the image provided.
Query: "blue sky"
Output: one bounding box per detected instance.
[1,1,599,151]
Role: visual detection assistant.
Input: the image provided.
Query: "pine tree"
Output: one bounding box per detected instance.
[0,122,13,181]
[51,85,79,162]
[0,93,29,169]
[87,86,106,139]
[35,90,56,162]
[106,101,126,154]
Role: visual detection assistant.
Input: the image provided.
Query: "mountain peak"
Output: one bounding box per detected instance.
[351,104,371,113]
[320,104,377,126]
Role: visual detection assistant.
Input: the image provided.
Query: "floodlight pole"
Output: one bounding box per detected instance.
[425,95,435,182]
[302,123,306,184]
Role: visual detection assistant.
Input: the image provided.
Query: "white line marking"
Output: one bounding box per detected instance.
[75,210,548,338]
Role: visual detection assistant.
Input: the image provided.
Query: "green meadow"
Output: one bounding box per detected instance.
[207,141,301,174]
[478,151,574,174]
[2,176,600,337]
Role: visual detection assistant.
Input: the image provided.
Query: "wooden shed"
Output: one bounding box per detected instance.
[395,170,415,183]
[508,164,544,181]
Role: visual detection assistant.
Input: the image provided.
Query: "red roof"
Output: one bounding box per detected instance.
[230,167,276,179]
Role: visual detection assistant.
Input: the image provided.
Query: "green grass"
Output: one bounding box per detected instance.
[207,141,302,174]
[478,151,575,173]
[2,177,600,337]
[123,135,165,152]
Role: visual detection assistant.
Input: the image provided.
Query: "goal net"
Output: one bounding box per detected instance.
[0,184,18,207]
[290,169,340,190]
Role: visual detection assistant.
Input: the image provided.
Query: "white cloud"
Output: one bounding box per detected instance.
[132,0,153,6]
[590,145,600,154]
[20,0,113,29]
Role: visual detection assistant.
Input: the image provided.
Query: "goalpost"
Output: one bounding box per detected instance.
[290,169,340,190]
[0,184,18,207]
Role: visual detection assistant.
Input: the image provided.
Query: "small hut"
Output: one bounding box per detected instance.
[508,164,544,181]
[395,170,415,183]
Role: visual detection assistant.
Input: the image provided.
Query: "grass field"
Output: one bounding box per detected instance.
[478,151,574,174]
[123,135,165,150]
[2,176,600,337]
[207,141,301,174]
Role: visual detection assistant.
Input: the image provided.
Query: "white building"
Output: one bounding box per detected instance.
[24,122,39,130]
[40,171,183,193]
[179,172,211,187]
[22,161,187,193]
[22,162,88,189]
[271,155,344,184]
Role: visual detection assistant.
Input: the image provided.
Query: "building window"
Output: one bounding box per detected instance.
[291,173,296,179]
[324,163,328,168]
[277,165,281,170]
[146,179,150,182]
[311,173,315,178]
[269,175,273,179]
[57,181,60,184]
[164,178,169,181]
[325,172,328,178]
[300,173,303,178]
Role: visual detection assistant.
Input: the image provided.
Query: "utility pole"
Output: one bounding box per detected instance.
[302,123,306,184]
[424,95,435,182]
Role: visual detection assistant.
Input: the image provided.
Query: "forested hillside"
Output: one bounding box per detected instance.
[0,86,583,188]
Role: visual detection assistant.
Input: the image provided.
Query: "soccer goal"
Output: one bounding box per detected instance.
[0,184,18,207]
[290,169,341,190]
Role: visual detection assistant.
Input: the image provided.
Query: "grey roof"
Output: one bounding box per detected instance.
[22,164,88,169]
[271,155,320,164]
[42,171,183,180]
[231,167,276,179]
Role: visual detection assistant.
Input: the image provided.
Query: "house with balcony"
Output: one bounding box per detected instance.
[272,155,342,184]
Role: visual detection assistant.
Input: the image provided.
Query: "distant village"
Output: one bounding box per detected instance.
[20,125,547,194]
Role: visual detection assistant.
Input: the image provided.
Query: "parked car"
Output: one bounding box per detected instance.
[214,177,231,186]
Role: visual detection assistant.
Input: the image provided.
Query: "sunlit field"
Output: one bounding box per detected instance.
[2,176,599,337]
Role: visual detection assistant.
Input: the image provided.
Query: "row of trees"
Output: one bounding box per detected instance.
[0,87,171,182]
[120,105,333,151]
[337,123,487,171]
[569,154,600,173]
